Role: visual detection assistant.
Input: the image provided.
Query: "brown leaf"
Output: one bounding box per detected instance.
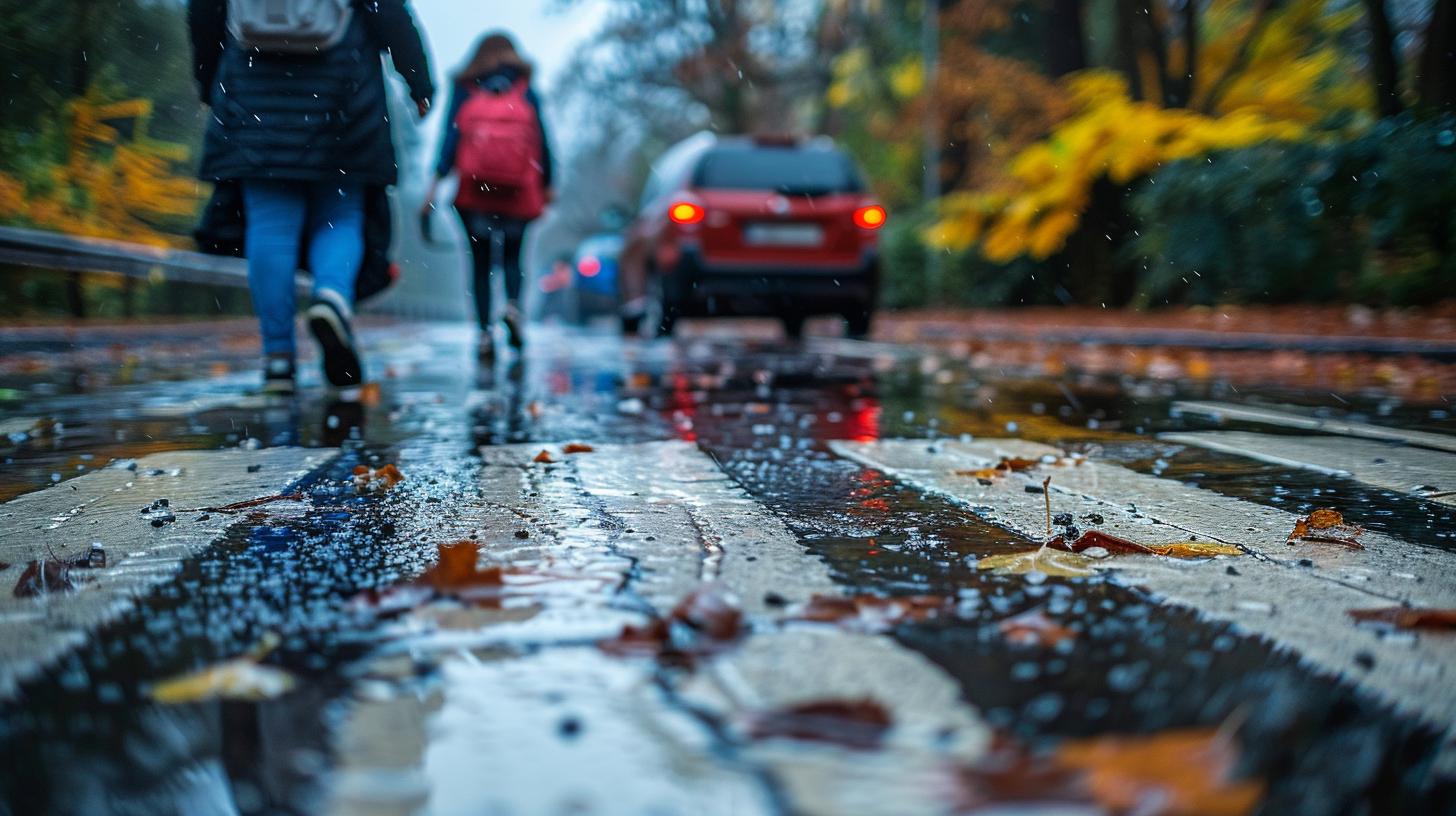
[955,468,1002,481]
[950,735,1092,812]
[1053,529,1154,555]
[562,443,595,454]
[744,699,892,749]
[599,585,742,663]
[998,609,1077,647]
[977,547,1099,578]
[794,593,957,633]
[1287,508,1363,548]
[416,541,504,591]
[1348,607,1456,631]
[533,449,555,464]
[13,559,75,597]
[353,463,405,492]
[1055,727,1264,816]
[997,457,1039,472]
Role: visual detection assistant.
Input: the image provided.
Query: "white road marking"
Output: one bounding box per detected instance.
[0,447,334,697]
[831,438,1456,765]
[1172,400,1456,453]
[1163,430,1456,507]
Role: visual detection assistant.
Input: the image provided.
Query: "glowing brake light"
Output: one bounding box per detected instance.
[577,255,602,277]
[853,205,887,230]
[668,201,705,225]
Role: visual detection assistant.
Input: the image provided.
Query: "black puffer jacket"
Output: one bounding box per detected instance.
[188,0,434,186]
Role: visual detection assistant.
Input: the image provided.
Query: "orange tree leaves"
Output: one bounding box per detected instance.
[793,593,958,633]
[599,584,743,664]
[998,609,1077,648]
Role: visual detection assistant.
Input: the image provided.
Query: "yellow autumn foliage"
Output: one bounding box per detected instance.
[0,88,200,248]
[930,0,1371,263]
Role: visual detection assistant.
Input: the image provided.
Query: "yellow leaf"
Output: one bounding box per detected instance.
[150,659,296,703]
[1143,541,1244,558]
[977,546,1098,578]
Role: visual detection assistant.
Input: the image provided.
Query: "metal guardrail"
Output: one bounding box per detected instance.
[0,225,306,291]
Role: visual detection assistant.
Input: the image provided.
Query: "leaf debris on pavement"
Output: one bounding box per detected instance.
[149,633,296,704]
[1347,607,1456,631]
[792,593,959,633]
[1055,726,1264,816]
[13,559,76,597]
[1287,508,1364,548]
[533,449,555,464]
[1050,529,1242,558]
[352,463,405,492]
[977,546,1099,578]
[598,584,743,664]
[997,609,1078,647]
[562,443,595,454]
[743,699,893,750]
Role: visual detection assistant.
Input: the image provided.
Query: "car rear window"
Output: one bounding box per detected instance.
[693,147,862,195]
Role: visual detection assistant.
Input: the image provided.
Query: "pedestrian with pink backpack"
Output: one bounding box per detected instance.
[424,32,553,361]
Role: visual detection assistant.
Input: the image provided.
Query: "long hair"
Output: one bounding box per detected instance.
[454,32,532,85]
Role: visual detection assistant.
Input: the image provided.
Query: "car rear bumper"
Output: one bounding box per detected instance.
[671,248,878,316]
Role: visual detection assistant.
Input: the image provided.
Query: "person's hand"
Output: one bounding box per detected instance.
[416,97,431,119]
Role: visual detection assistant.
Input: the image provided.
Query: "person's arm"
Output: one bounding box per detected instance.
[422,85,464,212]
[526,87,554,191]
[360,0,435,113]
[187,0,227,105]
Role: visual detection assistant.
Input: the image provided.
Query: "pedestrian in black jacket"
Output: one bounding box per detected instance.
[424,32,553,361]
[188,0,434,394]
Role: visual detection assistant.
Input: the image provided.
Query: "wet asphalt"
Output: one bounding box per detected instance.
[0,320,1453,815]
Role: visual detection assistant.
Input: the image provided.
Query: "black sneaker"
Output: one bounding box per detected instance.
[262,353,296,395]
[306,290,363,388]
[502,302,525,350]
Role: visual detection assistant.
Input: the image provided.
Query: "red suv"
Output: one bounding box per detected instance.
[618,133,885,339]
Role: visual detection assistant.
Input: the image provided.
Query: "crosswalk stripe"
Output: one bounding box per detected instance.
[831,438,1456,766]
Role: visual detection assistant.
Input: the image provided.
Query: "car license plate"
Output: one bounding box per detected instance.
[744,223,823,247]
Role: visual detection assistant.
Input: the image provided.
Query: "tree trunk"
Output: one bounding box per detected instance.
[1168,0,1198,108]
[1113,0,1145,100]
[1419,0,1456,112]
[1362,0,1404,117]
[1044,0,1087,77]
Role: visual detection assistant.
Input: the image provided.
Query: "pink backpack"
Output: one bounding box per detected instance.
[454,80,541,191]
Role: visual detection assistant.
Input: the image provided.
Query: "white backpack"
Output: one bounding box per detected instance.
[227,0,354,53]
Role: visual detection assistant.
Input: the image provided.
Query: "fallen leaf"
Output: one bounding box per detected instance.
[562,443,594,454]
[744,699,892,749]
[353,463,404,492]
[794,593,957,633]
[13,560,75,597]
[1287,508,1363,548]
[1056,727,1263,816]
[599,584,742,663]
[998,609,1077,647]
[1050,531,1242,559]
[1144,541,1244,558]
[978,546,1098,578]
[417,541,504,590]
[150,633,296,704]
[1348,607,1456,631]
[533,449,555,464]
[955,468,1002,481]
[151,660,295,703]
[950,735,1092,812]
[997,457,1039,472]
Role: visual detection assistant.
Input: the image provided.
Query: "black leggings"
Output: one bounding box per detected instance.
[457,208,527,330]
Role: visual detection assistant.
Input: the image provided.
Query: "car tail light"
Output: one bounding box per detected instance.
[577,255,602,277]
[853,205,887,230]
[668,201,705,225]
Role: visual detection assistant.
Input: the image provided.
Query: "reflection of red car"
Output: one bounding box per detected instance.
[618,133,885,339]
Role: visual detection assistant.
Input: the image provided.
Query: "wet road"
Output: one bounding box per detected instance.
[0,319,1453,815]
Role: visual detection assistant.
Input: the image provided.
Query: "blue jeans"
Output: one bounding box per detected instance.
[242,180,364,356]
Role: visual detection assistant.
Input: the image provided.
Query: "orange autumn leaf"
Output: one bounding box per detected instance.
[533,450,555,464]
[562,443,595,454]
[956,468,1003,482]
[1050,530,1242,558]
[1348,607,1456,631]
[1287,508,1363,548]
[1056,727,1264,816]
[998,609,1077,647]
[417,541,504,590]
[997,457,1039,472]
[352,463,404,492]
